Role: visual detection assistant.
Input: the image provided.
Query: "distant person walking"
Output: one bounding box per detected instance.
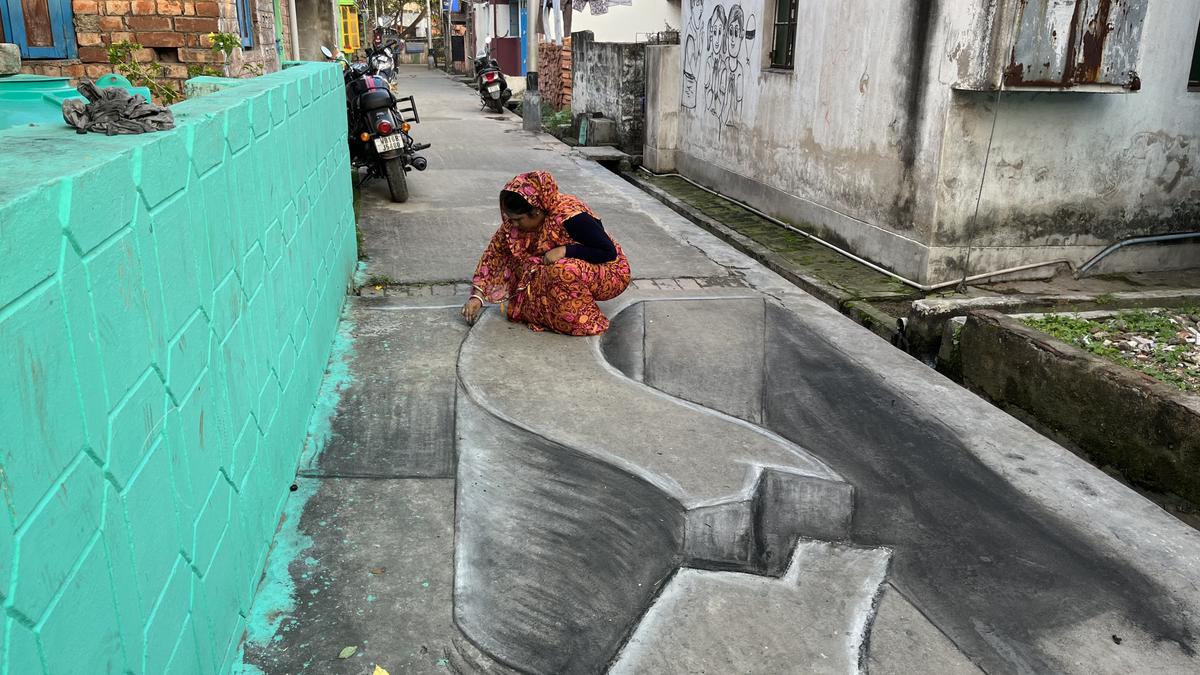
[461,171,631,335]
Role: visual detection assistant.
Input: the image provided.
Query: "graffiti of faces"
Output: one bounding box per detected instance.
[725,5,744,60]
[688,0,704,28]
[707,4,727,55]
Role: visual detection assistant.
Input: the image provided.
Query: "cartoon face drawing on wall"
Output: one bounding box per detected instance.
[707,4,727,54]
[688,0,704,29]
[726,4,744,60]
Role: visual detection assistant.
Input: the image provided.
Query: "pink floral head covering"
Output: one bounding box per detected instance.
[472,171,596,303]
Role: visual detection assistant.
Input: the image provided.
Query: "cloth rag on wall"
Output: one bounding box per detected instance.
[62,81,175,135]
[571,0,631,16]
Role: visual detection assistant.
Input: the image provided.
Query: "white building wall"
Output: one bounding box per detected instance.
[930,0,1200,280]
[669,0,1200,284]
[572,0,682,43]
[676,0,941,281]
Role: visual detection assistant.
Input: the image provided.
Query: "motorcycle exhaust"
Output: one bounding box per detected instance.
[411,157,428,171]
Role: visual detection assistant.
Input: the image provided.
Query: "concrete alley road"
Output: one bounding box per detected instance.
[239,66,1200,675]
[238,66,747,675]
[353,71,730,285]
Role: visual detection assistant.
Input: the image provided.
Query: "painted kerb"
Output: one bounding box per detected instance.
[0,61,355,673]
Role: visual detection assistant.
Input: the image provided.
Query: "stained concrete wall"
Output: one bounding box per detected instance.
[664,0,1200,284]
[295,0,341,62]
[930,0,1200,281]
[0,61,355,673]
[644,44,681,171]
[570,31,646,151]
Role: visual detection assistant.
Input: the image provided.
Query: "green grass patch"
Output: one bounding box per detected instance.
[1022,308,1200,392]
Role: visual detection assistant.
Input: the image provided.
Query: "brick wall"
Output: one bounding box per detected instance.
[537,36,572,110]
[0,61,354,674]
[18,0,290,99]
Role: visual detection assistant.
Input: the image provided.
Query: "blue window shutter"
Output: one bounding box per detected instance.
[236,0,253,48]
[1,0,76,59]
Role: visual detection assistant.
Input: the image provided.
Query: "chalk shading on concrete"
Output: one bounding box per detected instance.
[301,299,468,479]
[611,542,891,675]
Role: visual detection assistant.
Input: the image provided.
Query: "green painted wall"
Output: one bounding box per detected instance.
[0,61,356,673]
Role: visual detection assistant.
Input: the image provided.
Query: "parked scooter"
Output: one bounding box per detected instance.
[472,53,511,113]
[322,45,430,203]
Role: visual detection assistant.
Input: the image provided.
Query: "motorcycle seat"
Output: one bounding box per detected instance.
[358,89,394,111]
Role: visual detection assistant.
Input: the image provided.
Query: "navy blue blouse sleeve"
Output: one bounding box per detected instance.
[561,212,618,264]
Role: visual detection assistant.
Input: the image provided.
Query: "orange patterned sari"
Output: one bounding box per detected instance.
[471,171,631,335]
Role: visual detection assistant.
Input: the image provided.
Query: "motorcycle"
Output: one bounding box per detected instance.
[322,45,430,203]
[365,39,399,83]
[472,53,511,113]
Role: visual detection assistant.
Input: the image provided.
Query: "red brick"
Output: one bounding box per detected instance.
[177,47,223,63]
[98,16,124,30]
[85,64,112,78]
[130,0,156,12]
[194,1,218,16]
[156,0,182,14]
[104,0,130,13]
[125,15,170,29]
[180,0,194,15]
[77,46,110,62]
[174,16,217,32]
[66,63,87,78]
[161,63,189,78]
[77,32,104,46]
[72,0,100,13]
[108,31,135,43]
[135,31,185,47]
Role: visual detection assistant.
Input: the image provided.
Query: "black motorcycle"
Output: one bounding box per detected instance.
[472,54,511,113]
[323,46,430,203]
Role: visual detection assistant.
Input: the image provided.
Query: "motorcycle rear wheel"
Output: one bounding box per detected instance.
[486,97,504,114]
[384,157,409,203]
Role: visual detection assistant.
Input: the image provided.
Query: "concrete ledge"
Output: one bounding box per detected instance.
[622,171,905,346]
[623,172,855,309]
[908,288,1200,356]
[961,309,1200,504]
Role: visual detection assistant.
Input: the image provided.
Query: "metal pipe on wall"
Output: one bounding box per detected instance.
[287,0,300,59]
[1075,232,1200,278]
[637,167,1073,292]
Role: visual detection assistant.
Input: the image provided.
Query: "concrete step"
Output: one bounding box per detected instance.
[573,145,631,163]
[610,541,892,675]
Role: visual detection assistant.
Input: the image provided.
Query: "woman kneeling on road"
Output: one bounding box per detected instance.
[461,171,631,335]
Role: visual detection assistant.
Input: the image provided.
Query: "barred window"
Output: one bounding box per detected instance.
[769,0,797,69]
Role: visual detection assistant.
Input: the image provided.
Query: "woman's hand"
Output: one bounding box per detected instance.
[543,246,567,264]
[461,296,484,325]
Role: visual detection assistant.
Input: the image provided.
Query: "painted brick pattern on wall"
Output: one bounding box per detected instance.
[0,60,354,673]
